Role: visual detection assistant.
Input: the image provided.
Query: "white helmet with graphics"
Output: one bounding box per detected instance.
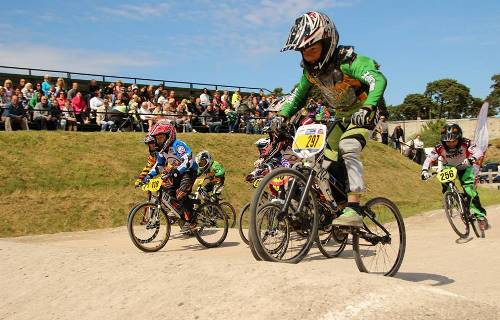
[281,11,339,73]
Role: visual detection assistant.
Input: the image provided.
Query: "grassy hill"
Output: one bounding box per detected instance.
[1,132,499,237]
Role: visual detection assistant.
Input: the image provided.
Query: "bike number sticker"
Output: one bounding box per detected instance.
[145,178,162,192]
[292,124,327,159]
[438,167,457,183]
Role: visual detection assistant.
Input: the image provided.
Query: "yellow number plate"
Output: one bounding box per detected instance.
[438,167,457,183]
[253,178,262,188]
[141,177,162,192]
[292,124,327,158]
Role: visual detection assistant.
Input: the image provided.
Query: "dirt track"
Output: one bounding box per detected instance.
[1,205,499,320]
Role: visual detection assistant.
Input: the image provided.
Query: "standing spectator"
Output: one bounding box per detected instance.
[4,94,29,131]
[259,95,269,115]
[146,85,155,100]
[54,77,66,96]
[191,97,204,128]
[212,91,222,109]
[21,83,34,101]
[102,82,114,96]
[231,88,241,107]
[42,75,51,96]
[136,86,147,100]
[157,89,168,105]
[17,78,26,90]
[34,82,43,94]
[72,91,88,124]
[96,98,114,131]
[34,96,57,130]
[391,124,405,150]
[154,84,164,98]
[375,115,389,145]
[200,88,210,108]
[114,80,124,97]
[88,79,100,96]
[67,82,78,100]
[167,90,177,108]
[89,91,104,122]
[413,135,425,164]
[1,87,8,120]
[60,100,77,131]
[3,79,14,100]
[225,106,238,133]
[221,90,231,109]
[201,104,221,133]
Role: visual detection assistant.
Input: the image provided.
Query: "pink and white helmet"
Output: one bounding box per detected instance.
[281,11,339,72]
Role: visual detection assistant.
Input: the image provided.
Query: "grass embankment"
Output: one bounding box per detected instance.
[1,132,499,237]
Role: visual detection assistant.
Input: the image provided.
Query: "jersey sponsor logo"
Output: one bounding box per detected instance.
[176,145,186,155]
[362,71,376,91]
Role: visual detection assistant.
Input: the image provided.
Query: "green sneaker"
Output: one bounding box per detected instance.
[332,207,363,228]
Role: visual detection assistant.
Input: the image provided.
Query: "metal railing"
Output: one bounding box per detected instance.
[0,65,272,93]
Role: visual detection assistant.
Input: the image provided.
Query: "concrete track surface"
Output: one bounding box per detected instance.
[1,205,499,320]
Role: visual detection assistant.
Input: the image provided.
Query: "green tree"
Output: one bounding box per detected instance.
[424,79,473,119]
[400,93,435,119]
[272,87,285,97]
[486,74,500,115]
[418,119,447,147]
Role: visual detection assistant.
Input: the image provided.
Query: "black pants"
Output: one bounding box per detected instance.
[164,170,196,221]
[381,133,388,145]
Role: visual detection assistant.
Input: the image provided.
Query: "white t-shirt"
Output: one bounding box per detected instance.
[200,93,210,106]
[413,138,424,149]
[139,107,153,120]
[89,97,104,111]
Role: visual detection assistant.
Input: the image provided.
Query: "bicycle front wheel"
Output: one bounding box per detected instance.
[249,167,319,263]
[127,202,171,252]
[238,202,250,245]
[194,203,228,248]
[444,191,470,238]
[353,197,406,276]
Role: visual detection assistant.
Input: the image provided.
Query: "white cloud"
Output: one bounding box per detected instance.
[97,2,170,20]
[0,43,160,74]
[185,0,356,59]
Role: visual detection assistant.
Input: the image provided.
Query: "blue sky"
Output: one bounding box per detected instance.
[0,0,498,105]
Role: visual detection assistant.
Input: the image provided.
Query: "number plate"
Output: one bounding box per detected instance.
[193,177,205,191]
[438,167,458,183]
[142,177,162,192]
[292,124,327,159]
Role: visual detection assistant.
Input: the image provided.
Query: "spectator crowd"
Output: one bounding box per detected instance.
[0,75,284,133]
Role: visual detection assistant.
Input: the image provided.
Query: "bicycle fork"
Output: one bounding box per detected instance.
[278,170,316,221]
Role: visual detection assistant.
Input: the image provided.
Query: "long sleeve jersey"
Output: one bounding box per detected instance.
[280,46,387,121]
[422,138,483,171]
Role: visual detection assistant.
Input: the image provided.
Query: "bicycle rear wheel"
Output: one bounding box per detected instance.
[220,202,237,228]
[127,202,171,252]
[353,197,406,276]
[317,224,348,258]
[194,203,228,248]
[239,203,250,245]
[444,192,469,238]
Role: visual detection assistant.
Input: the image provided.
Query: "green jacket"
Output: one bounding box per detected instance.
[197,160,225,178]
[280,46,387,119]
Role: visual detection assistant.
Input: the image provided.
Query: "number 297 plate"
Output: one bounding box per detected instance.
[292,124,327,159]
